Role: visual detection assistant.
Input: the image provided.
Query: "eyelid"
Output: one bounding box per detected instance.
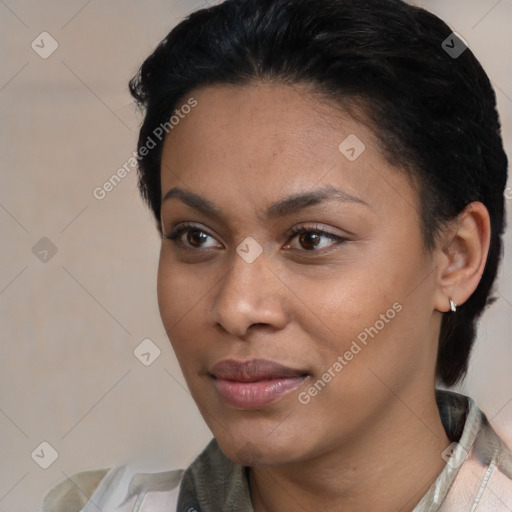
[285,222,346,239]
[163,222,222,247]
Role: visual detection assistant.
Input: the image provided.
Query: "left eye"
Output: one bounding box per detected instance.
[285,227,347,251]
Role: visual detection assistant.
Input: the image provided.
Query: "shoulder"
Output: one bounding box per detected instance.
[42,464,185,512]
[444,394,512,510]
[42,468,110,512]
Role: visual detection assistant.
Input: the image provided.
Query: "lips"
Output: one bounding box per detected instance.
[210,358,308,409]
[210,358,307,381]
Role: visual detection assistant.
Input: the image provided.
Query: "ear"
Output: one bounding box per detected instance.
[433,202,491,313]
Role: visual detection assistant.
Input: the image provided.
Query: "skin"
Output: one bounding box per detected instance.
[157,82,491,511]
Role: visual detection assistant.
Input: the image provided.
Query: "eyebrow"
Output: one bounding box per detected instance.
[162,184,369,221]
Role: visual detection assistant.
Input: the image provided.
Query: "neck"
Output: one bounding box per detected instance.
[249,389,450,512]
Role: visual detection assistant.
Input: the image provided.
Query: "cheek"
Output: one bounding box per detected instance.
[307,272,433,408]
[292,245,422,363]
[157,257,177,329]
[157,247,212,318]
[285,258,397,337]
[156,254,207,359]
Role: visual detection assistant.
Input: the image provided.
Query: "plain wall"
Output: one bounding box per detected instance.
[0,1,511,510]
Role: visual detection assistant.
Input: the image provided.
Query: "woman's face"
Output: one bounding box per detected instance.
[157,82,442,465]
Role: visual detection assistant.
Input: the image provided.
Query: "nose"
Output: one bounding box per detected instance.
[207,250,289,339]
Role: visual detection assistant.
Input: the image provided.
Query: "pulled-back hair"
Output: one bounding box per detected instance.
[129,0,508,386]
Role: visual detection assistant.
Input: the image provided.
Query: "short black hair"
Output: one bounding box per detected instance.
[128,0,508,387]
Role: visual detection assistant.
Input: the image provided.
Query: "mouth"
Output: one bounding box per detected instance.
[209,358,309,410]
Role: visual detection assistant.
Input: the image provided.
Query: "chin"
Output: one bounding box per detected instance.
[215,429,305,467]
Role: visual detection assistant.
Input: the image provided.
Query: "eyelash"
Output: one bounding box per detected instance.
[163,222,347,253]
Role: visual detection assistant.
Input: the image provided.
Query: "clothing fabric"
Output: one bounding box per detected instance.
[42,390,512,511]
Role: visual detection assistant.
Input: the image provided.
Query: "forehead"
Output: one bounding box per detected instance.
[159,82,419,222]
[162,82,368,169]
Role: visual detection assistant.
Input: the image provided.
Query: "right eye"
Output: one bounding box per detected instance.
[163,222,222,250]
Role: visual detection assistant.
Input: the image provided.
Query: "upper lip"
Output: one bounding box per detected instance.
[210,358,307,382]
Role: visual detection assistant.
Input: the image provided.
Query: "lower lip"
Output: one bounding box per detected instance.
[214,376,307,410]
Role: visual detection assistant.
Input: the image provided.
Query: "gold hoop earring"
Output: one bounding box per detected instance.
[449,299,457,312]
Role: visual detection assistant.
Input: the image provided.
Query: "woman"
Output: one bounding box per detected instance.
[43,0,512,510]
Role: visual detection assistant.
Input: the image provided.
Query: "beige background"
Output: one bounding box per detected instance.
[0,1,511,510]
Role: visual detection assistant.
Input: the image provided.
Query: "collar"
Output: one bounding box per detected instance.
[177,389,509,511]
